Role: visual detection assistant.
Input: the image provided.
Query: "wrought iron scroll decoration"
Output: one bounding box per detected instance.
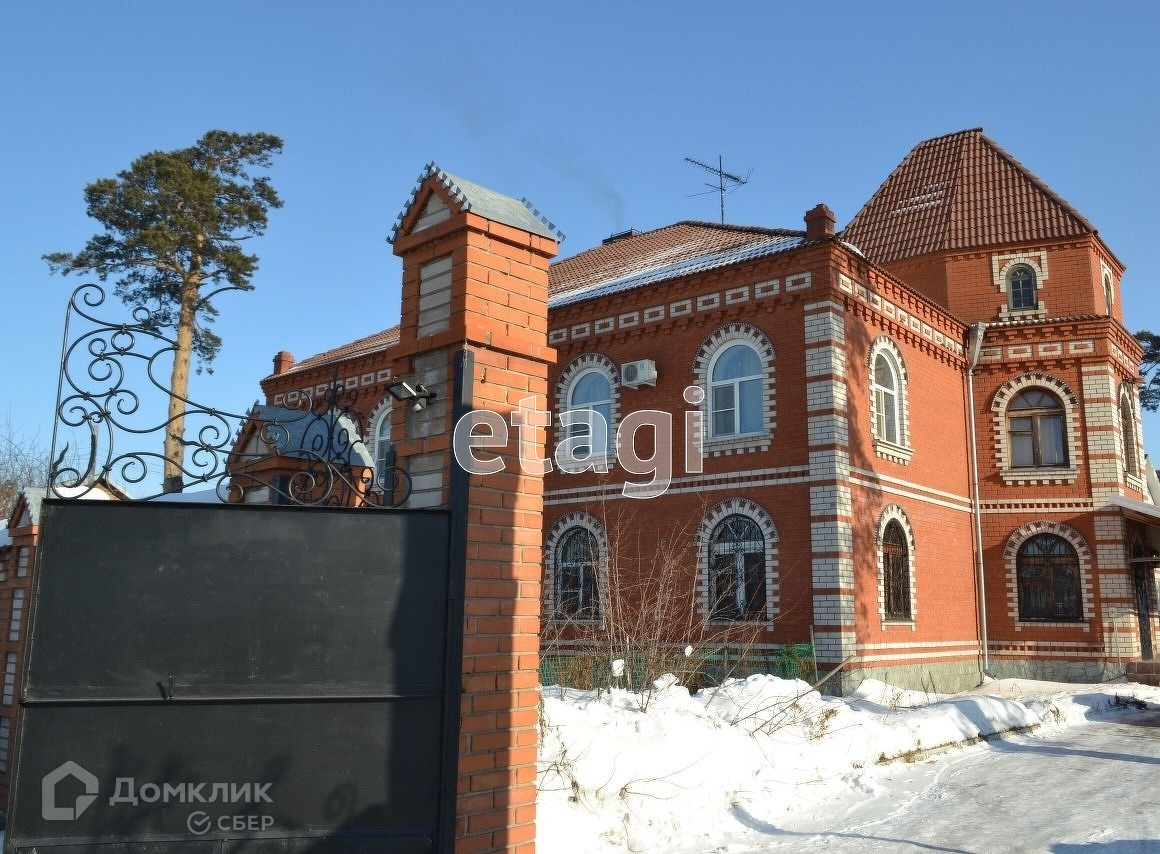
[49,283,411,507]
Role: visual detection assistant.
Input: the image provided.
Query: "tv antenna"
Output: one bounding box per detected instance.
[685,155,751,224]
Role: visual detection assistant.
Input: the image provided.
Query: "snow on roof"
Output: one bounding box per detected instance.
[550,224,806,309]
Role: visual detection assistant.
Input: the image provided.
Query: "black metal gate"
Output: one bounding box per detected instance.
[7,499,461,852]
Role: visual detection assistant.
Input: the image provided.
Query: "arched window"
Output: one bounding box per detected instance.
[710,344,763,438]
[882,520,911,620]
[374,415,395,488]
[1008,264,1038,311]
[1121,390,1140,477]
[1017,533,1082,621]
[873,352,901,445]
[1008,389,1067,468]
[555,355,619,469]
[1104,273,1115,315]
[555,527,601,620]
[566,370,613,457]
[708,514,766,620]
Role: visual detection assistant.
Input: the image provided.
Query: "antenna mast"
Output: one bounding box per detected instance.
[684,155,750,224]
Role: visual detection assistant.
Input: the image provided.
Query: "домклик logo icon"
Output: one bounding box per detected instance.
[42,761,98,821]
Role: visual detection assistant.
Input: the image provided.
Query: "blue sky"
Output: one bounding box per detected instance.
[3,1,1160,470]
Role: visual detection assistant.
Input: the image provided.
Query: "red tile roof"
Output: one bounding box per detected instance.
[274,223,809,378]
[841,129,1095,264]
[549,221,804,303]
[273,326,400,379]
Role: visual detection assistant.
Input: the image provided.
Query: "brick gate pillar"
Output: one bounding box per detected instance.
[389,165,560,853]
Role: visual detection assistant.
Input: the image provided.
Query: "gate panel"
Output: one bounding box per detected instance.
[8,501,455,852]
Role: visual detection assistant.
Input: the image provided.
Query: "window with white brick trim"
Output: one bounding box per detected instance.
[1120,384,1141,479]
[697,498,778,624]
[692,323,776,457]
[1003,521,1093,628]
[554,354,620,471]
[876,505,916,625]
[993,251,1048,320]
[365,396,396,492]
[544,512,609,624]
[991,374,1081,485]
[867,337,912,464]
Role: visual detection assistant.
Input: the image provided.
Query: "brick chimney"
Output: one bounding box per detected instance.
[805,203,836,241]
[272,351,295,375]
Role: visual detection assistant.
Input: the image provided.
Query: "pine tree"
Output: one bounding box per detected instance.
[45,131,283,492]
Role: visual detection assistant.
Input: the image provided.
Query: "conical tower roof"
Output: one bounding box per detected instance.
[842,128,1096,264]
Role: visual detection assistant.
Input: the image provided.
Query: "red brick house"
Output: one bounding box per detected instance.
[254,130,1158,692]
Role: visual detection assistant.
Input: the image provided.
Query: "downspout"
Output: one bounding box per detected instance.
[966,322,990,675]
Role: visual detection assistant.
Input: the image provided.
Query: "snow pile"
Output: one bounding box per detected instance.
[537,673,1160,853]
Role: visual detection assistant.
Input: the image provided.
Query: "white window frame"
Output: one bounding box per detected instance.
[692,323,776,457]
[867,338,912,464]
[554,354,620,472]
[708,343,764,440]
[365,397,396,493]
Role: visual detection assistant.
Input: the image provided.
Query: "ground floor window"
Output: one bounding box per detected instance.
[1017,533,1082,621]
[708,514,766,620]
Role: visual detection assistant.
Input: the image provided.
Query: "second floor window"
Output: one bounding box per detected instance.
[873,353,901,445]
[710,344,763,438]
[1008,389,1067,468]
[565,371,613,457]
[1008,264,1037,310]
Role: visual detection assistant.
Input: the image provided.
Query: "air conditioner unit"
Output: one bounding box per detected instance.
[621,359,657,389]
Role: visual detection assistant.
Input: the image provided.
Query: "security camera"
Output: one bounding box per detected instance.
[413,398,427,413]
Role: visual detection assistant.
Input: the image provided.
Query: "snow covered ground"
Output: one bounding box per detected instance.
[537,673,1160,852]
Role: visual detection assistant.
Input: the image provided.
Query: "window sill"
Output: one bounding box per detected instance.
[881,618,917,631]
[1000,466,1078,486]
[873,438,913,465]
[554,451,614,474]
[704,432,771,457]
[998,304,1047,321]
[549,614,603,626]
[708,617,772,628]
[1014,618,1089,631]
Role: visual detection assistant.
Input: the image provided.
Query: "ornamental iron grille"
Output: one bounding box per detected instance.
[708,514,766,620]
[555,527,600,620]
[48,284,410,506]
[1017,533,1082,621]
[882,520,911,620]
